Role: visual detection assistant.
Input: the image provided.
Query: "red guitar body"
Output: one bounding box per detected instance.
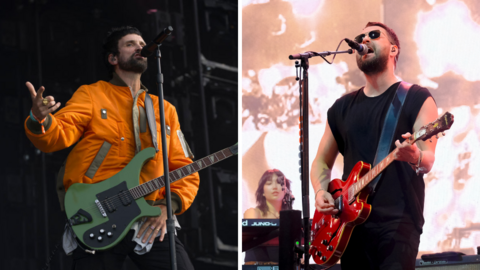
[309,161,373,268]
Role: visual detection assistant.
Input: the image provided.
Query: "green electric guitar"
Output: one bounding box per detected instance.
[64,143,238,251]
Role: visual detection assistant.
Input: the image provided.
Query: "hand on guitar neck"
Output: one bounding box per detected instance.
[394,131,436,174]
[393,132,421,164]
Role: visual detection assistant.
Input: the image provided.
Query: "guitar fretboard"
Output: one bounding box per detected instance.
[129,147,235,199]
[347,150,398,203]
[345,110,455,203]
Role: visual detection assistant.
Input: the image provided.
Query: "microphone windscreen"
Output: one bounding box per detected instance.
[357,44,369,55]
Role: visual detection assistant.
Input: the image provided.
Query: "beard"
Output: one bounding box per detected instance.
[356,48,389,75]
[118,54,148,74]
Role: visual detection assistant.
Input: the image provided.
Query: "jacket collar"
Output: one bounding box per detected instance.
[109,72,148,92]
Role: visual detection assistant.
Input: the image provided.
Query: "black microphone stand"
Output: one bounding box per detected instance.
[289,48,352,269]
[155,43,177,270]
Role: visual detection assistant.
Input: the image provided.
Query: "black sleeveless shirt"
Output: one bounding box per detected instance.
[327,82,433,233]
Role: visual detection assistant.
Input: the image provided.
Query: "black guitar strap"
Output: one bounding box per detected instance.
[368,81,412,193]
[144,93,159,152]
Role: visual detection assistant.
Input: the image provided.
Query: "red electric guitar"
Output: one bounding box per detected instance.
[309,112,454,268]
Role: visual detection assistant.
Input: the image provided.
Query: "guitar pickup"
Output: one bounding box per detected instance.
[103,200,116,213]
[119,190,133,206]
[69,209,93,226]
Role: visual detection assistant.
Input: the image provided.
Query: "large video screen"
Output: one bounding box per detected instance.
[242,0,480,258]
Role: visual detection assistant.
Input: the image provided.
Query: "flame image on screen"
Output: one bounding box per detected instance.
[415,0,480,82]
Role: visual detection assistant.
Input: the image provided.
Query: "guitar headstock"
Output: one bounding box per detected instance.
[413,111,454,142]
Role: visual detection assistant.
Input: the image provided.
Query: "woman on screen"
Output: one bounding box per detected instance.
[244,169,293,219]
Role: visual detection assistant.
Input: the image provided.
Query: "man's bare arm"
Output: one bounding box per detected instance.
[395,97,438,173]
[311,122,340,215]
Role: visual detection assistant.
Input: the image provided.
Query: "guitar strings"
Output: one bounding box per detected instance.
[74,174,178,216]
[73,151,229,217]
[93,155,217,209]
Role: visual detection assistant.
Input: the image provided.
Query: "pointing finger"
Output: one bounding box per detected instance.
[25,82,37,100]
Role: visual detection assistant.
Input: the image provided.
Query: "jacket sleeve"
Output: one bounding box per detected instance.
[158,103,200,215]
[24,86,93,153]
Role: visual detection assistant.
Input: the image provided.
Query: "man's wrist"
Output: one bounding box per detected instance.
[314,188,324,199]
[409,149,421,165]
[409,150,424,175]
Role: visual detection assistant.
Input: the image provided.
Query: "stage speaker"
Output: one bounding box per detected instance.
[416,254,480,269]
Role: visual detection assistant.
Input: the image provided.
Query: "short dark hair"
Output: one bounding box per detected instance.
[255,169,293,216]
[365,22,400,66]
[102,26,142,75]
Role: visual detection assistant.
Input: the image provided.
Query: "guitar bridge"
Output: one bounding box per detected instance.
[95,199,107,218]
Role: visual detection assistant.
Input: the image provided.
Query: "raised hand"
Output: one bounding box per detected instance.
[26,81,61,121]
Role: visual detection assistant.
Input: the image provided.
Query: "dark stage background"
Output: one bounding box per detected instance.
[0,0,237,269]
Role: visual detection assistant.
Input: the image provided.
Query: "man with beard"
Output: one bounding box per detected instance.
[24,26,197,270]
[311,22,438,269]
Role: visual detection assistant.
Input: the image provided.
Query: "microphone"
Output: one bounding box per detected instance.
[344,38,368,55]
[140,26,173,57]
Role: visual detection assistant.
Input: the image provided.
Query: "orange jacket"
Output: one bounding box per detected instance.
[25,76,199,215]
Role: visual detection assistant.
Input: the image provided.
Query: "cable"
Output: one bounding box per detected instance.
[318,38,345,65]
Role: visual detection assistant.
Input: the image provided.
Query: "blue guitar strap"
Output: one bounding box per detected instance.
[368,81,412,193]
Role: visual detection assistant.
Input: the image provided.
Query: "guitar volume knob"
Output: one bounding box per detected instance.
[107,232,113,237]
[321,256,327,261]
[322,240,328,245]
[100,229,105,234]
[89,233,94,239]
[327,245,333,251]
[97,236,103,242]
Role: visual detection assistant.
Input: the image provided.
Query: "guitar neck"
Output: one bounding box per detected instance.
[129,145,237,199]
[347,150,398,201]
